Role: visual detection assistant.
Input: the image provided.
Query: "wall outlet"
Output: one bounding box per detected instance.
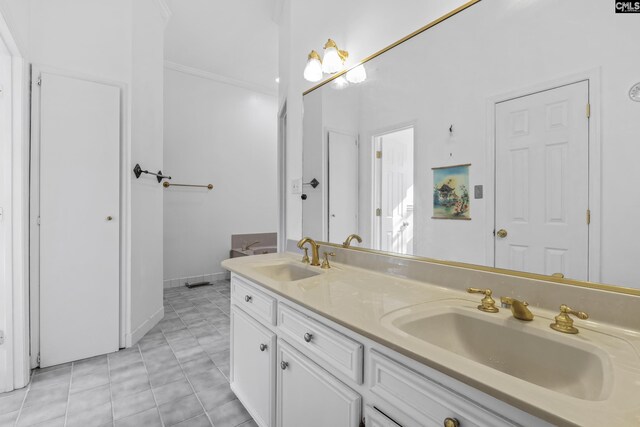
[291,178,302,194]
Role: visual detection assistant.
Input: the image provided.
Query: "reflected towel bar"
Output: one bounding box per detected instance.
[162,181,213,190]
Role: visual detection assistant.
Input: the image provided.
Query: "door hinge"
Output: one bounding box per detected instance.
[376,150,382,159]
[586,209,591,225]
[586,103,591,118]
[37,76,42,86]
[37,216,41,226]
[375,208,381,217]
[36,353,41,365]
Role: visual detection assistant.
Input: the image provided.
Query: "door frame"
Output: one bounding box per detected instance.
[0,10,28,391]
[29,65,130,368]
[485,69,602,282]
[277,101,287,252]
[371,122,416,251]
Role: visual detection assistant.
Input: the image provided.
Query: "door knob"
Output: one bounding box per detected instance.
[106,216,113,221]
[496,229,508,238]
[259,344,267,352]
[444,418,460,427]
[280,361,289,370]
[304,333,313,343]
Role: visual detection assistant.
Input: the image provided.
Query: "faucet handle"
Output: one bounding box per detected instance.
[301,247,310,264]
[467,288,499,313]
[321,252,335,269]
[550,304,589,334]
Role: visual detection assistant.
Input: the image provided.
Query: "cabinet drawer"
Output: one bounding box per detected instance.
[364,406,403,427]
[277,304,363,384]
[369,350,514,427]
[231,274,276,325]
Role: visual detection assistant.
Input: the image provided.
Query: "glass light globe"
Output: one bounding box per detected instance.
[346,64,367,83]
[331,76,349,90]
[322,46,343,74]
[303,55,323,82]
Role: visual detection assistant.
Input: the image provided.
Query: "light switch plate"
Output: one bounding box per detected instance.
[291,178,302,194]
[474,185,483,199]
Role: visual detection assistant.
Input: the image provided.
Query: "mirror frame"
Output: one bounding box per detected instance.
[302,0,640,297]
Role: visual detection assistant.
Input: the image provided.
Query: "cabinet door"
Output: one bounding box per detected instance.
[277,339,361,427]
[231,307,276,427]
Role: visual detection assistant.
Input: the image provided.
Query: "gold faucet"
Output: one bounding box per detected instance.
[467,288,499,313]
[321,252,335,269]
[500,297,534,321]
[342,234,362,248]
[297,237,320,266]
[550,304,589,334]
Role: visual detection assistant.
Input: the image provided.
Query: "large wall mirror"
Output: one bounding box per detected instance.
[301,0,640,290]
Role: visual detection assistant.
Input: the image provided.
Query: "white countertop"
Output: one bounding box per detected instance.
[222,252,640,427]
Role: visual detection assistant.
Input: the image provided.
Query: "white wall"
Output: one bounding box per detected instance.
[129,0,166,343]
[163,68,278,284]
[279,0,468,241]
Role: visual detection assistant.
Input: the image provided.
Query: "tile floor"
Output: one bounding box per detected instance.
[0,280,257,427]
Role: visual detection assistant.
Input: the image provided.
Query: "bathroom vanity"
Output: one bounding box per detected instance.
[222,252,640,427]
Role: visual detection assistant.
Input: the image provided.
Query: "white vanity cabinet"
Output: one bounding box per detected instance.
[229,273,546,427]
[230,306,277,427]
[277,339,362,427]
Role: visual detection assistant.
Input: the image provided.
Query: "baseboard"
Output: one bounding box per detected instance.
[127,306,164,346]
[163,271,230,288]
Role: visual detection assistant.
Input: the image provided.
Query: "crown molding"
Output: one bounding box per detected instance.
[164,61,277,97]
[153,0,172,26]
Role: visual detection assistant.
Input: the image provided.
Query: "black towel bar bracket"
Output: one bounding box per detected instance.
[133,163,172,183]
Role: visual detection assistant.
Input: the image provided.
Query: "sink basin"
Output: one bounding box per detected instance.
[383,303,613,401]
[254,263,321,282]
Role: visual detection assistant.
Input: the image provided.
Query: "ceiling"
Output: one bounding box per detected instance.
[165,0,280,93]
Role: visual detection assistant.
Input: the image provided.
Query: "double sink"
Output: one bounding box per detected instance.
[248,260,627,404]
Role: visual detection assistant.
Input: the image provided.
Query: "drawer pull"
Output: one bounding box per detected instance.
[259,344,268,352]
[444,418,460,427]
[280,361,289,370]
[304,333,313,343]
[244,295,253,303]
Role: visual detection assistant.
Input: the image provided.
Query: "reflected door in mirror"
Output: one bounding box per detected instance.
[495,81,589,280]
[375,128,414,255]
[328,131,358,244]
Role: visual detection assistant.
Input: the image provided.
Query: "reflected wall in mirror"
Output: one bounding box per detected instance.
[302,0,640,289]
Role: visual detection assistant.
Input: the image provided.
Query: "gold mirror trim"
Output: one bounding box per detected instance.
[302,0,483,96]
[316,241,640,297]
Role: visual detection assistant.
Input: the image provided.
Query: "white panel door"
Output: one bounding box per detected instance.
[277,339,361,427]
[328,131,358,244]
[39,72,120,367]
[495,81,589,280]
[230,307,276,427]
[379,129,414,254]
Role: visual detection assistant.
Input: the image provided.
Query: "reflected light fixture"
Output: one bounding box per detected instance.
[321,39,349,74]
[346,64,367,84]
[331,75,349,90]
[303,50,323,82]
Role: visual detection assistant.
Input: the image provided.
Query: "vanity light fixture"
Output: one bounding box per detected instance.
[322,39,349,74]
[303,50,323,82]
[346,64,367,84]
[331,75,349,90]
[630,82,640,102]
